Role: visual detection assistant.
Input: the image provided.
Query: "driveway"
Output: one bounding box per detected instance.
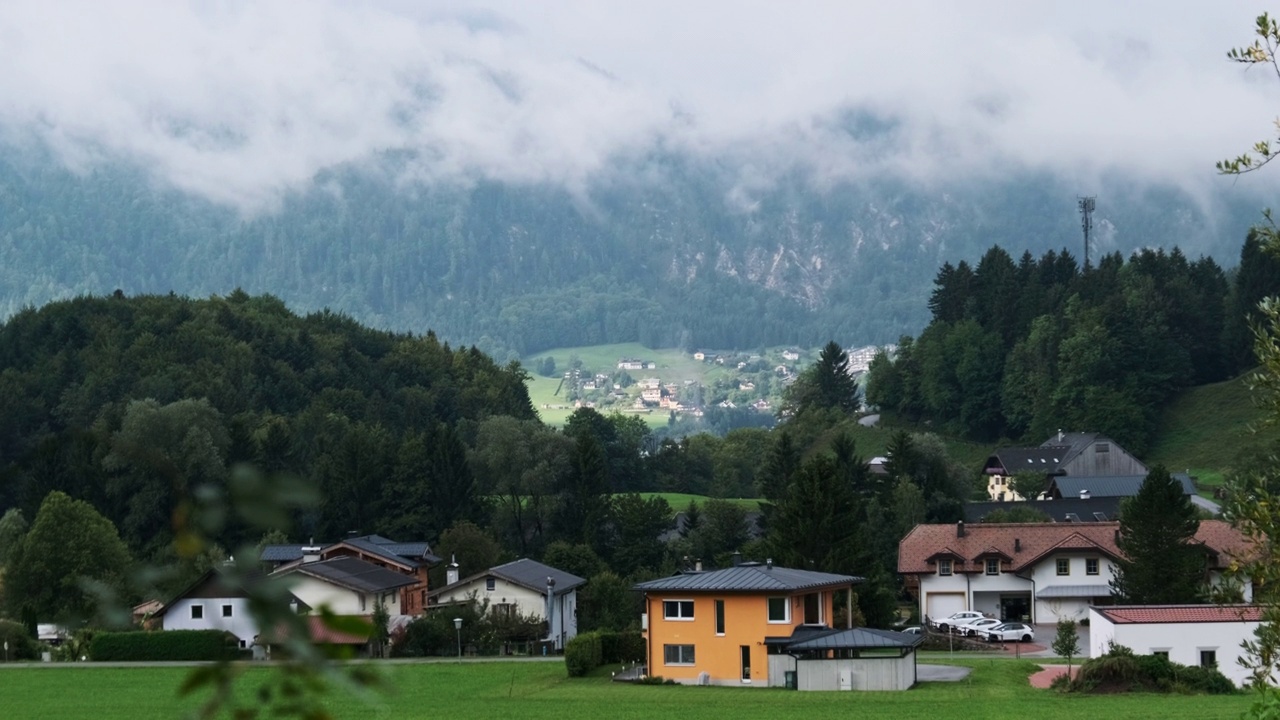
[917,664,972,682]
[1030,623,1090,658]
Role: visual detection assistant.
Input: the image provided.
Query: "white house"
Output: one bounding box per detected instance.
[1089,605,1267,688]
[155,569,307,650]
[428,558,585,650]
[898,520,1250,625]
[281,557,418,616]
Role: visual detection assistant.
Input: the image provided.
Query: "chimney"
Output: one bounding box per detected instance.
[301,543,322,564]
[1014,538,1021,553]
[765,558,773,570]
[694,558,703,572]
[1079,489,1091,500]
[731,551,742,567]
[956,521,966,538]
[446,554,460,586]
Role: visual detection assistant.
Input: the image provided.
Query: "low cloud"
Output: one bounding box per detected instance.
[1,0,1278,211]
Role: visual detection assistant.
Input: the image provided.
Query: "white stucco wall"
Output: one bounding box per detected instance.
[288,575,402,616]
[1089,608,1261,688]
[764,653,916,691]
[162,598,258,646]
[435,577,578,648]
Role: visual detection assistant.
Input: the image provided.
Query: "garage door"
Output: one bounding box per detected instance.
[926,593,965,622]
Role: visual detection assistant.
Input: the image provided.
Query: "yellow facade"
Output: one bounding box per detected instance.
[641,589,840,685]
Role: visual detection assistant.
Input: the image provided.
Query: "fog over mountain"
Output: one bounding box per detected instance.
[2,1,1279,356]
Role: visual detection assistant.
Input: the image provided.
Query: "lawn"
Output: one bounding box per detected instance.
[0,658,1251,719]
[637,492,762,514]
[1147,370,1280,496]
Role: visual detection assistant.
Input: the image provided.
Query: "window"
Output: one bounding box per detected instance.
[485,577,496,592]
[715,600,725,635]
[190,605,204,620]
[938,559,953,576]
[1152,650,1169,660]
[663,644,695,665]
[663,600,695,621]
[985,559,1000,576]
[1086,559,1099,576]
[767,597,790,623]
[1056,559,1070,576]
[1095,443,1110,453]
[803,592,822,625]
[1201,650,1217,668]
[222,604,233,618]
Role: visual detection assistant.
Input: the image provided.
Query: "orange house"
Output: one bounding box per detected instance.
[634,561,860,686]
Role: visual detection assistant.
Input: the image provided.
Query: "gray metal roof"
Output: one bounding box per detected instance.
[964,497,1122,523]
[491,559,586,594]
[1036,584,1112,598]
[1051,474,1195,499]
[787,627,923,651]
[287,557,418,594]
[988,446,1068,474]
[261,545,307,562]
[633,564,861,593]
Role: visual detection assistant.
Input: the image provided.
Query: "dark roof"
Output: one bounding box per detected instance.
[787,627,923,651]
[1040,432,1101,466]
[1049,474,1195,499]
[986,446,1069,475]
[429,558,586,599]
[764,625,841,647]
[491,559,586,594]
[155,568,307,618]
[261,545,309,562]
[964,497,1123,523]
[287,557,419,594]
[633,564,861,593]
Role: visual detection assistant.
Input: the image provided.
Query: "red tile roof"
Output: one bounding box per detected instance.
[307,615,372,645]
[898,520,1249,574]
[1096,605,1264,624]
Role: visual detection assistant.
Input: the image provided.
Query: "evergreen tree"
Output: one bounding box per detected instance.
[1110,466,1204,604]
[766,454,860,572]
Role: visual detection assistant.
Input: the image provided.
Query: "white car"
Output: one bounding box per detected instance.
[955,617,1002,636]
[931,611,984,632]
[984,622,1036,643]
[900,626,922,635]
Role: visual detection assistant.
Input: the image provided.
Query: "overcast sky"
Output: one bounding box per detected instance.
[2,0,1278,210]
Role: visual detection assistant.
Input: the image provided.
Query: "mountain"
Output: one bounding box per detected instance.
[0,146,1267,359]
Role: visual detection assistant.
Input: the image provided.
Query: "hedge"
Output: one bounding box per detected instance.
[599,631,644,664]
[565,632,603,677]
[89,630,246,661]
[0,620,40,661]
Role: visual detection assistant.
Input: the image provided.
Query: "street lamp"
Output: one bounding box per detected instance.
[452,617,463,661]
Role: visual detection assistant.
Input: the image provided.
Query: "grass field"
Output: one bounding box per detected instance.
[0,658,1251,720]
[637,492,762,513]
[1146,370,1280,496]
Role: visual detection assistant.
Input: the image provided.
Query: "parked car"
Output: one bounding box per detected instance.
[931,611,984,632]
[955,617,1002,636]
[900,626,922,635]
[984,622,1035,643]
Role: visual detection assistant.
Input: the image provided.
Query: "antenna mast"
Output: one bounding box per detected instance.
[1077,196,1096,270]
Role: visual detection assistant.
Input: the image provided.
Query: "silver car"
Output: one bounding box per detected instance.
[985,622,1035,643]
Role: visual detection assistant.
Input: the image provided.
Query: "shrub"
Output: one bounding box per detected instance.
[1175,665,1236,695]
[599,631,644,664]
[89,630,243,661]
[0,619,39,661]
[565,632,603,677]
[1071,646,1237,695]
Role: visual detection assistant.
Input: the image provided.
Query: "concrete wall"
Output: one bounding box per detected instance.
[162,598,258,646]
[1089,608,1260,688]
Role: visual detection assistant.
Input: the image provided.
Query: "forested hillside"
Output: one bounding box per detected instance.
[866,233,1280,453]
[0,291,534,556]
[0,147,1266,358]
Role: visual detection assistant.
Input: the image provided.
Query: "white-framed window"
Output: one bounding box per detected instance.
[190,605,204,620]
[486,578,496,592]
[663,599,695,621]
[222,604,233,618]
[985,559,1000,576]
[1200,649,1217,668]
[766,597,790,624]
[938,559,953,576]
[1086,558,1099,576]
[715,599,725,635]
[1056,559,1070,576]
[663,644,695,665]
[1152,649,1170,659]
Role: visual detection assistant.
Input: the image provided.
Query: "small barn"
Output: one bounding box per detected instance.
[766,627,923,691]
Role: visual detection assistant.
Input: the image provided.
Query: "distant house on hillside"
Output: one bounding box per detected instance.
[984,432,1148,501]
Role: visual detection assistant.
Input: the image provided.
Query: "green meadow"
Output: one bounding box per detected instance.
[0,658,1250,720]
